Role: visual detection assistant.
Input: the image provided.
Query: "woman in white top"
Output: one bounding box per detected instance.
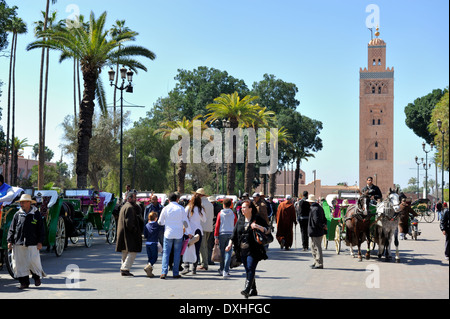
[181,193,206,275]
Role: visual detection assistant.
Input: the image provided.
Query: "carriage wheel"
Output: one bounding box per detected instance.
[335,226,341,254]
[84,222,94,248]
[106,217,117,244]
[322,234,328,250]
[55,216,66,257]
[423,210,435,223]
[6,248,15,278]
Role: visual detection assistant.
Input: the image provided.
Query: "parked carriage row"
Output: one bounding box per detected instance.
[0,188,118,278]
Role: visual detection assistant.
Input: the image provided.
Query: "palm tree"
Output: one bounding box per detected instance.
[155,115,208,193]
[260,127,292,197]
[35,0,57,190]
[244,106,276,193]
[5,15,27,185]
[27,11,156,188]
[206,92,261,194]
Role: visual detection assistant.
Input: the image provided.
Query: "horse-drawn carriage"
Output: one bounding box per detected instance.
[411,198,435,223]
[60,189,118,248]
[323,189,403,262]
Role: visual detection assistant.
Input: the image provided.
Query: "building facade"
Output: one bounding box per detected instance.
[359,30,394,195]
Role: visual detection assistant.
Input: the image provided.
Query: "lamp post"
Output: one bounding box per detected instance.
[108,66,134,201]
[437,119,446,202]
[422,142,433,200]
[221,119,230,194]
[128,147,137,190]
[415,156,423,200]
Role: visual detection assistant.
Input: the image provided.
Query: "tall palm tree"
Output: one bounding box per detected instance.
[6,16,27,185]
[34,0,57,190]
[154,115,208,193]
[27,11,156,188]
[206,92,261,194]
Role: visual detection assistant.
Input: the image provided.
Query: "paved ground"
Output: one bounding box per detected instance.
[1,218,448,302]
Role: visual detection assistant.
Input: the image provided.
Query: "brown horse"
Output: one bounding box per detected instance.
[344,192,372,261]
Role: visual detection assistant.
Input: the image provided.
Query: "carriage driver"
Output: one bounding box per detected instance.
[362,176,382,205]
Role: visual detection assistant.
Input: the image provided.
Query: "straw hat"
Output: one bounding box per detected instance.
[341,199,350,206]
[306,194,317,203]
[16,194,36,204]
[207,196,216,202]
[193,188,207,196]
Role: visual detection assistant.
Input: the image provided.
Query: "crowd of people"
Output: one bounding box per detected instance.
[3,172,449,294]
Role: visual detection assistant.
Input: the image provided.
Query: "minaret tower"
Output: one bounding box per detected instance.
[359,27,394,194]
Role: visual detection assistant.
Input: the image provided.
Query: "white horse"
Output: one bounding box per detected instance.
[372,188,401,262]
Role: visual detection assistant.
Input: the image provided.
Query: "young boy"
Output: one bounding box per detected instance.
[143,211,162,277]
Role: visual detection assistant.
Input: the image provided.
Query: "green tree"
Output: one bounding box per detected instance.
[206,92,261,195]
[27,11,156,188]
[155,115,208,193]
[404,88,448,144]
[429,90,449,172]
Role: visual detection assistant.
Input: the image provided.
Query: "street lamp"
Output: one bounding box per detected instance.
[437,119,446,202]
[422,142,433,200]
[415,156,423,200]
[109,66,134,201]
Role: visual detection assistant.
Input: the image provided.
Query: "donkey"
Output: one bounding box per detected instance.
[344,191,372,261]
[372,188,401,262]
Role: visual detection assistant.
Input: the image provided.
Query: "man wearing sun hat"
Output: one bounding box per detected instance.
[306,194,327,269]
[7,194,46,289]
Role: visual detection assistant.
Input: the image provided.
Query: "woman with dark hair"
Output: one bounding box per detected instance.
[181,193,206,275]
[226,199,269,298]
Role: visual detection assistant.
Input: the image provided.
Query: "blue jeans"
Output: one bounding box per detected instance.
[161,237,183,276]
[218,234,232,273]
[242,253,259,284]
[146,243,158,265]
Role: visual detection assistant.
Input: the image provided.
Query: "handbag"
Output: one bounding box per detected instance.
[253,228,273,246]
[211,244,222,262]
[230,250,241,269]
[183,244,197,263]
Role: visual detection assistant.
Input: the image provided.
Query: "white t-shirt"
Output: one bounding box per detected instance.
[158,202,191,239]
[185,205,206,235]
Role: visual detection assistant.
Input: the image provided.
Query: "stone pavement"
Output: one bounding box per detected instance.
[0,218,448,301]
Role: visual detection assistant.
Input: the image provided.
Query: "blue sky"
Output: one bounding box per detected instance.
[0,0,448,190]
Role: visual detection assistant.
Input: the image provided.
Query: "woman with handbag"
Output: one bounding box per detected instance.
[226,199,270,298]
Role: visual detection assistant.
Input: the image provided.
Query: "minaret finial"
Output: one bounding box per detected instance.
[375,25,380,37]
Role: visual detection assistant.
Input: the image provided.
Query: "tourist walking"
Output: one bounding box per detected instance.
[181,192,206,275]
[199,190,214,270]
[158,192,191,279]
[214,198,237,277]
[440,202,449,261]
[143,211,162,277]
[276,195,297,250]
[307,194,327,269]
[226,200,269,298]
[295,191,311,251]
[116,191,144,276]
[253,193,269,224]
[7,194,46,289]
